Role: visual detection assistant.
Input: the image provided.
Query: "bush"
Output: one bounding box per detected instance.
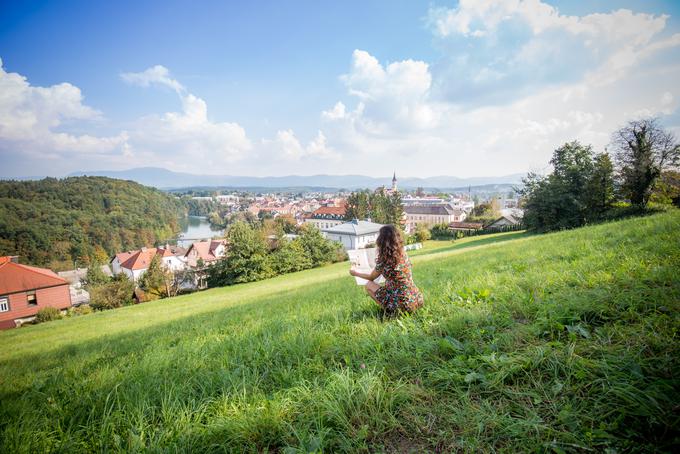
[35,307,62,323]
[415,226,431,242]
[89,275,135,310]
[431,223,455,240]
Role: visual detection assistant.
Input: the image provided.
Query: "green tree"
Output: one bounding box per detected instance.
[270,238,311,275]
[520,141,614,231]
[650,170,680,206]
[345,191,371,220]
[138,255,169,298]
[585,152,615,218]
[613,118,680,207]
[81,262,110,290]
[298,225,339,267]
[207,221,272,286]
[345,189,404,225]
[89,274,135,310]
[415,225,431,242]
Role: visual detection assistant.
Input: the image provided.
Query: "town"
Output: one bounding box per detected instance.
[0,173,523,329]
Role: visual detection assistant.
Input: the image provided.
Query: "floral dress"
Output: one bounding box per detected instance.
[374,253,423,313]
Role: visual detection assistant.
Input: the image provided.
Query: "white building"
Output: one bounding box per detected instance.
[304,205,347,230]
[322,220,384,250]
[404,204,466,233]
[110,245,187,282]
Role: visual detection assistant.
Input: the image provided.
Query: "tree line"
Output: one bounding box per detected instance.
[344,189,404,225]
[520,118,680,232]
[0,177,186,270]
[206,221,345,287]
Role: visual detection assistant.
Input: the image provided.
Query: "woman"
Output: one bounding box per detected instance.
[350,225,423,314]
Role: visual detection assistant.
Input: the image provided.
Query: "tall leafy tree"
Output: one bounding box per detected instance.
[345,190,371,220]
[298,225,340,267]
[81,261,110,290]
[520,141,614,231]
[207,221,271,286]
[345,189,403,225]
[612,118,680,207]
[138,255,170,298]
[585,153,615,218]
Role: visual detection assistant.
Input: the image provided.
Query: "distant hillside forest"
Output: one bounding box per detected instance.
[0,177,186,270]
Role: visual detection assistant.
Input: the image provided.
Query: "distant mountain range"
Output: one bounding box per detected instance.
[62,167,525,190]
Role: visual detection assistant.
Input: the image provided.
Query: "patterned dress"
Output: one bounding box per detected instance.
[374,253,423,313]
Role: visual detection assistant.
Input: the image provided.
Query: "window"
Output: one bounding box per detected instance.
[27,291,37,306]
[0,297,8,312]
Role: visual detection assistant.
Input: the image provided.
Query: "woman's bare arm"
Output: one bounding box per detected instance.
[350,267,381,282]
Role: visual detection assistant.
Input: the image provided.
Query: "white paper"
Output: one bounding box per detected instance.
[348,248,385,286]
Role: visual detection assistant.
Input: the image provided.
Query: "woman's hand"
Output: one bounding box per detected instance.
[349,268,357,277]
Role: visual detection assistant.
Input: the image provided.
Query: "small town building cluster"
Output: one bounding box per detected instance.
[0,173,523,329]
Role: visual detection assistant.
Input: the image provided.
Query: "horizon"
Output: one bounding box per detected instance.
[1,0,680,178]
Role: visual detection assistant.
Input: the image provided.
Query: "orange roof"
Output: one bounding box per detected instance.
[120,248,158,271]
[312,206,347,216]
[0,259,68,294]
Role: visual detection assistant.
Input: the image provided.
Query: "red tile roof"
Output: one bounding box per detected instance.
[0,259,69,295]
[312,205,347,216]
[184,240,226,267]
[120,248,159,271]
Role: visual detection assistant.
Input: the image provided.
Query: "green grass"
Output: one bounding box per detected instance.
[1,213,678,452]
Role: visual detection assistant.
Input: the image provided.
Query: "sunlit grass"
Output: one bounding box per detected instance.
[0,213,678,452]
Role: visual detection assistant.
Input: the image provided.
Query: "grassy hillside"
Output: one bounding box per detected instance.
[0,176,185,269]
[1,213,678,452]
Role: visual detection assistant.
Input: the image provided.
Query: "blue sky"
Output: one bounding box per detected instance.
[1,0,679,178]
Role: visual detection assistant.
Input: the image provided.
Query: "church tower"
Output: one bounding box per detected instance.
[391,171,397,191]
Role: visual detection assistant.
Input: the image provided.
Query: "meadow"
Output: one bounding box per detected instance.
[0,212,678,452]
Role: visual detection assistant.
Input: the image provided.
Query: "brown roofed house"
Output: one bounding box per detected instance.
[0,256,72,329]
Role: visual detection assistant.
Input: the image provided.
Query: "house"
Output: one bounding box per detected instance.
[57,265,113,306]
[404,204,467,233]
[304,204,347,230]
[0,256,72,329]
[449,221,484,232]
[111,245,187,282]
[322,219,384,250]
[486,214,522,229]
[184,240,226,268]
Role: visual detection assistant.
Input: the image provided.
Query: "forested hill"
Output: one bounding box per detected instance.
[0,177,186,269]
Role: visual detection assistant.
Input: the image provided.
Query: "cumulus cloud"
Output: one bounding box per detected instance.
[330,49,439,133]
[261,129,338,161]
[319,0,680,177]
[426,1,679,106]
[120,65,252,166]
[0,58,128,157]
[121,65,184,93]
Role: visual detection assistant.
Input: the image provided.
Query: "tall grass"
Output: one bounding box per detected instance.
[0,212,678,452]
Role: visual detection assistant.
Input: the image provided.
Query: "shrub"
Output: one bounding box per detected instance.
[89,275,135,310]
[66,305,93,317]
[35,307,62,323]
[415,226,431,242]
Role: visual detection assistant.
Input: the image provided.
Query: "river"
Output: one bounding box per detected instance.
[176,216,224,248]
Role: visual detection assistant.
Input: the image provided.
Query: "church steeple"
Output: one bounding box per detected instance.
[391,171,397,191]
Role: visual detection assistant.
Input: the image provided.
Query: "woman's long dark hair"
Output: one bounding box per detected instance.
[376,225,403,269]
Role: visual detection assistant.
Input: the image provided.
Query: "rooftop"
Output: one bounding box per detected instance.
[0,258,69,295]
[404,204,462,216]
[322,219,384,236]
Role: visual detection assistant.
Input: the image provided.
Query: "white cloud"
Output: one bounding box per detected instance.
[262,129,338,161]
[320,3,680,177]
[0,58,128,157]
[120,65,252,167]
[428,0,667,43]
[331,49,439,133]
[121,65,184,93]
